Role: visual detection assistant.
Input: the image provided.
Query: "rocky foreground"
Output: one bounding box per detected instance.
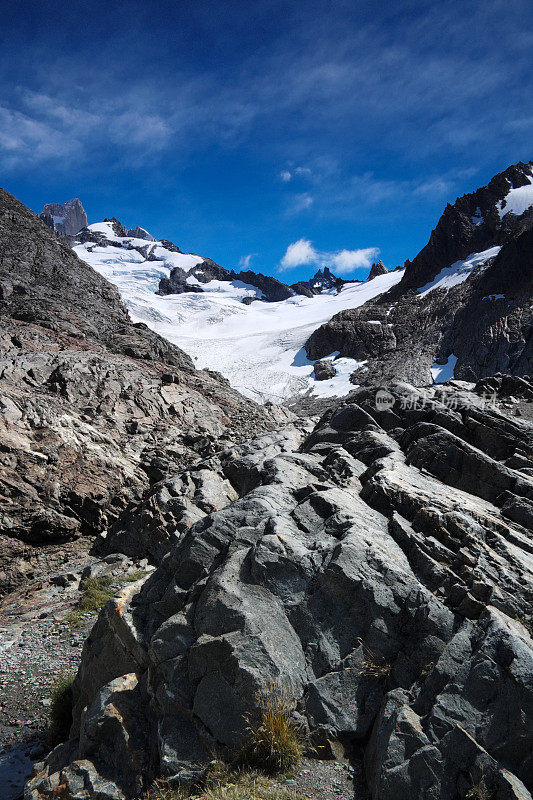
[26,378,533,800]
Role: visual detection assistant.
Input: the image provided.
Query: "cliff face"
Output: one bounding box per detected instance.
[0,188,276,594]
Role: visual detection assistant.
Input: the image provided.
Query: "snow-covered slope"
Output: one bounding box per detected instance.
[73,225,402,401]
[418,246,501,296]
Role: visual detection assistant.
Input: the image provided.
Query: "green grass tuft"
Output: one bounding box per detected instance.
[49,672,75,744]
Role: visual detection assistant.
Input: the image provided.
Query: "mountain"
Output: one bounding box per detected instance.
[38,161,533,402]
[306,161,533,386]
[0,188,277,595]
[396,161,533,293]
[70,218,400,401]
[0,174,530,800]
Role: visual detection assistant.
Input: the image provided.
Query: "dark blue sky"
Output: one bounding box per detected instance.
[1,0,531,281]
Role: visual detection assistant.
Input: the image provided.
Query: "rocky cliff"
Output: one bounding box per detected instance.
[39,199,88,238]
[0,189,277,594]
[306,162,533,386]
[26,379,533,799]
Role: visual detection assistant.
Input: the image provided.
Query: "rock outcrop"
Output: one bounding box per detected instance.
[291,267,344,297]
[26,381,533,800]
[39,199,88,237]
[126,225,155,241]
[396,161,533,294]
[158,260,345,303]
[313,359,336,380]
[158,261,296,302]
[0,188,276,594]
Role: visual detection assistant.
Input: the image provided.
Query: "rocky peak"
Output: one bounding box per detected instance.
[290,265,343,298]
[126,224,155,241]
[396,160,533,293]
[39,198,87,237]
[367,260,389,280]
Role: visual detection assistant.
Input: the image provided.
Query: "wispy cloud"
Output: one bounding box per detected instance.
[238,253,256,269]
[286,192,314,215]
[279,238,379,275]
[279,166,312,182]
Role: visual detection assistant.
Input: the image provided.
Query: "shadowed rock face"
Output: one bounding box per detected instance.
[306,162,533,386]
[396,161,533,293]
[27,381,533,800]
[0,188,277,594]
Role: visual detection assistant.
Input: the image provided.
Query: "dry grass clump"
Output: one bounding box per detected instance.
[465,770,495,800]
[238,683,305,774]
[145,764,303,800]
[357,640,393,682]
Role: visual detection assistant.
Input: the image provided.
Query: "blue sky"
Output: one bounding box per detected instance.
[1,0,531,283]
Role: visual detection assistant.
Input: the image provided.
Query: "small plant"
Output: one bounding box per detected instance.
[465,768,495,800]
[78,575,115,608]
[420,661,436,678]
[358,639,393,682]
[123,570,150,583]
[238,683,304,774]
[49,672,75,744]
[67,572,151,626]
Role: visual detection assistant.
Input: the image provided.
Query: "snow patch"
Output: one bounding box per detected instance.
[431,354,458,383]
[308,355,367,398]
[482,294,505,301]
[418,246,501,296]
[497,174,533,218]
[471,207,484,226]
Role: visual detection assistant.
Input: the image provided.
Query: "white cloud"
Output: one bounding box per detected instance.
[280,166,312,183]
[280,239,380,275]
[332,247,380,274]
[280,238,317,270]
